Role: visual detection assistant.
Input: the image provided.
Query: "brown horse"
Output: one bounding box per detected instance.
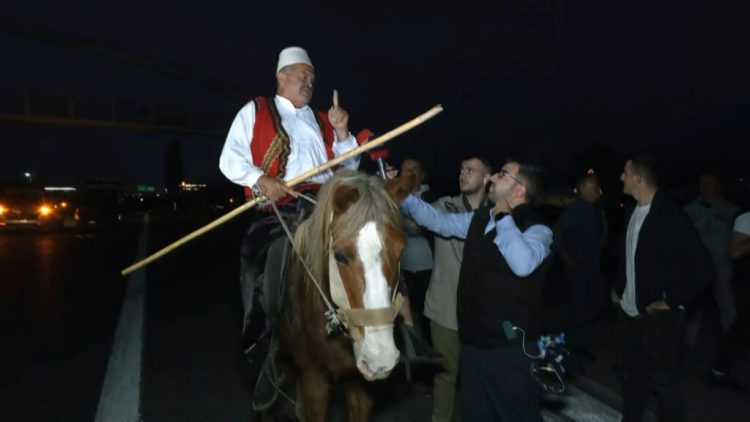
[271,169,415,421]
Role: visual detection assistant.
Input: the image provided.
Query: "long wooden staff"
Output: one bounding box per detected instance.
[121,104,443,276]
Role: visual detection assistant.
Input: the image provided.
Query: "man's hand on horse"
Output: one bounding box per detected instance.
[255,175,298,202]
[328,89,349,141]
[384,173,418,205]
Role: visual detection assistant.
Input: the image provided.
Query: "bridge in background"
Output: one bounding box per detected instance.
[0,25,244,136]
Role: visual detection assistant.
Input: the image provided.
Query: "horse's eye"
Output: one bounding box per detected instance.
[334,251,349,265]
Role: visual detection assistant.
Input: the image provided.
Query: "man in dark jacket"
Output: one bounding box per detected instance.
[400,160,553,422]
[555,173,607,354]
[611,156,712,422]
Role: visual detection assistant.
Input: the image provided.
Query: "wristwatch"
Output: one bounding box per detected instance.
[251,184,263,197]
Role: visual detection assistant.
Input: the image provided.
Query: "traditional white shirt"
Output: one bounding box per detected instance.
[621,203,651,317]
[219,95,360,188]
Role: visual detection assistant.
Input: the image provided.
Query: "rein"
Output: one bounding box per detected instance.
[269,198,403,340]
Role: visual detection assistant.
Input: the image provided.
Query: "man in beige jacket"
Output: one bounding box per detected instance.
[426,156,492,422]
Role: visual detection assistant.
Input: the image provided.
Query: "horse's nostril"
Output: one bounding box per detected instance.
[367,359,395,375]
[357,360,375,378]
[371,364,387,374]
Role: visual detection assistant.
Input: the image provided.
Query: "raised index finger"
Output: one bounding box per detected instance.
[332,89,339,108]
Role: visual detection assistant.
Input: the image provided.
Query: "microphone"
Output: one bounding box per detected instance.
[356,129,390,180]
[370,149,389,180]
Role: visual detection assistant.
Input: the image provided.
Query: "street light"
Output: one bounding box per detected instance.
[24,172,32,184]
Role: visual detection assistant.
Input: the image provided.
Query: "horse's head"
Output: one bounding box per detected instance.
[295,169,409,381]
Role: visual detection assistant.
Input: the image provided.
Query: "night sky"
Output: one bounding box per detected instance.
[1,1,748,196]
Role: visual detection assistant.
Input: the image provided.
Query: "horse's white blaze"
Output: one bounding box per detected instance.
[354,221,399,378]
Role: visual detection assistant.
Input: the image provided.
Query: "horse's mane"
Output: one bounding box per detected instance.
[293,169,401,295]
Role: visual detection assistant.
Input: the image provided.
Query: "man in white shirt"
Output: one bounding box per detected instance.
[218,46,361,349]
[711,211,750,392]
[684,173,739,347]
[611,156,712,422]
[219,46,359,200]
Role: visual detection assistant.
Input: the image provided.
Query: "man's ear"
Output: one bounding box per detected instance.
[516,184,527,201]
[385,174,418,205]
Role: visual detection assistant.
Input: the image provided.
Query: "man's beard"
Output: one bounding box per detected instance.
[461,184,482,196]
[488,187,509,203]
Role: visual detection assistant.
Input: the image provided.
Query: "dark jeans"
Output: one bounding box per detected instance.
[565,268,606,348]
[402,269,432,344]
[615,308,686,422]
[459,342,542,422]
[714,282,750,373]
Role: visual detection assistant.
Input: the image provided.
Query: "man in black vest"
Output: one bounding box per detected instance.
[399,160,553,422]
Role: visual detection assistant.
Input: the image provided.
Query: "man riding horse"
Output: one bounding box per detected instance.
[220,46,361,350]
[219,46,440,408]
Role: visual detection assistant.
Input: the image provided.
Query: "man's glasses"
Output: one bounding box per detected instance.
[498,169,524,186]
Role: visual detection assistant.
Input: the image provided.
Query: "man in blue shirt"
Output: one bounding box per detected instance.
[400,160,553,422]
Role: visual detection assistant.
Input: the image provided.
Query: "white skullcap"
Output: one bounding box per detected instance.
[276,46,313,73]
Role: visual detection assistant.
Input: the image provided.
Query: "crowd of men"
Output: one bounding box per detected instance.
[219,46,749,422]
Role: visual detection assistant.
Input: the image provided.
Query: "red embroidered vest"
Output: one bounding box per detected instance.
[245,96,335,197]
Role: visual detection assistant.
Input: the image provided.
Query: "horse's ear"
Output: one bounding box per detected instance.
[332,184,361,215]
[385,174,417,204]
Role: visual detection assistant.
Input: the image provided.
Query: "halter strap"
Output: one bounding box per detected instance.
[337,294,404,327]
[270,199,402,339]
[328,237,403,331]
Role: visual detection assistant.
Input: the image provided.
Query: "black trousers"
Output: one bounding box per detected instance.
[714,281,750,373]
[459,342,542,422]
[239,197,315,344]
[564,266,607,348]
[615,308,686,422]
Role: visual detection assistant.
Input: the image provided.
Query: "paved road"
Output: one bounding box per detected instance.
[0,226,139,421]
[0,215,634,421]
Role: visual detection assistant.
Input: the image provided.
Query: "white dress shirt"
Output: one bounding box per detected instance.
[219,95,360,188]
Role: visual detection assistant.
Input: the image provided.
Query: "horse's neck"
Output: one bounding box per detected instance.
[291,258,329,317]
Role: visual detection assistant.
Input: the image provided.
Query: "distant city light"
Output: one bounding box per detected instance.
[44,186,77,191]
[178,181,207,192]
